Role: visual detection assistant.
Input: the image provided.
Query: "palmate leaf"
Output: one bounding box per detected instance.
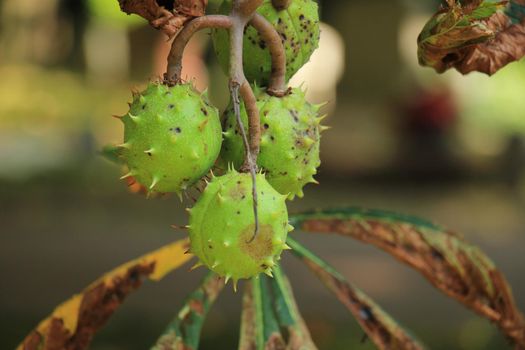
[288,237,425,350]
[152,272,225,350]
[290,208,525,348]
[17,238,192,350]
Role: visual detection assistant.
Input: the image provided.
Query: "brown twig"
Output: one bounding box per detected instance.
[230,81,260,242]
[226,0,266,241]
[249,13,287,95]
[239,81,261,166]
[163,0,285,241]
[164,15,233,84]
[164,0,286,154]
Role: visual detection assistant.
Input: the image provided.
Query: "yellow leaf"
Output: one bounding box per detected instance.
[17,238,192,350]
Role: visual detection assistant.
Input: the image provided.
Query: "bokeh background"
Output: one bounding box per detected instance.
[1,0,525,349]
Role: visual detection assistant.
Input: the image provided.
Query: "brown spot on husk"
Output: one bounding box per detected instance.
[228,180,248,201]
[239,224,274,261]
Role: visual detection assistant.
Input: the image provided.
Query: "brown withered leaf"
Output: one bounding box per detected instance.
[118,0,207,38]
[458,10,525,74]
[17,239,192,350]
[418,0,525,75]
[290,208,525,348]
[21,264,155,350]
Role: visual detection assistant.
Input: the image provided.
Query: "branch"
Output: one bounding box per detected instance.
[162,0,274,241]
[239,81,261,167]
[230,81,259,241]
[228,2,264,240]
[165,15,233,84]
[249,14,287,95]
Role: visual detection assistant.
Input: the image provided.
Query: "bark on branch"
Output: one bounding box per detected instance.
[250,13,287,95]
[164,15,233,84]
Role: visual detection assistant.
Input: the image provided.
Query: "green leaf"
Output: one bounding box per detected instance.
[267,266,317,349]
[238,279,266,350]
[288,237,426,350]
[152,272,225,350]
[258,276,287,348]
[291,208,525,348]
[239,271,315,350]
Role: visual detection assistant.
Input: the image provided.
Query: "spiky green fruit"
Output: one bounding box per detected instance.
[188,169,291,284]
[221,87,324,200]
[211,0,320,85]
[118,82,222,194]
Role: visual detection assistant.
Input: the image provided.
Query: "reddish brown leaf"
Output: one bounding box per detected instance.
[418,0,525,75]
[118,0,208,38]
[458,11,525,74]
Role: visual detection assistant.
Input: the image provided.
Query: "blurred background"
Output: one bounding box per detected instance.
[1,0,525,349]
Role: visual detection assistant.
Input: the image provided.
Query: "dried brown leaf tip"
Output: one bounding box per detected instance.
[418,0,525,75]
[118,0,208,38]
[17,239,191,350]
[20,264,155,350]
[291,208,525,348]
